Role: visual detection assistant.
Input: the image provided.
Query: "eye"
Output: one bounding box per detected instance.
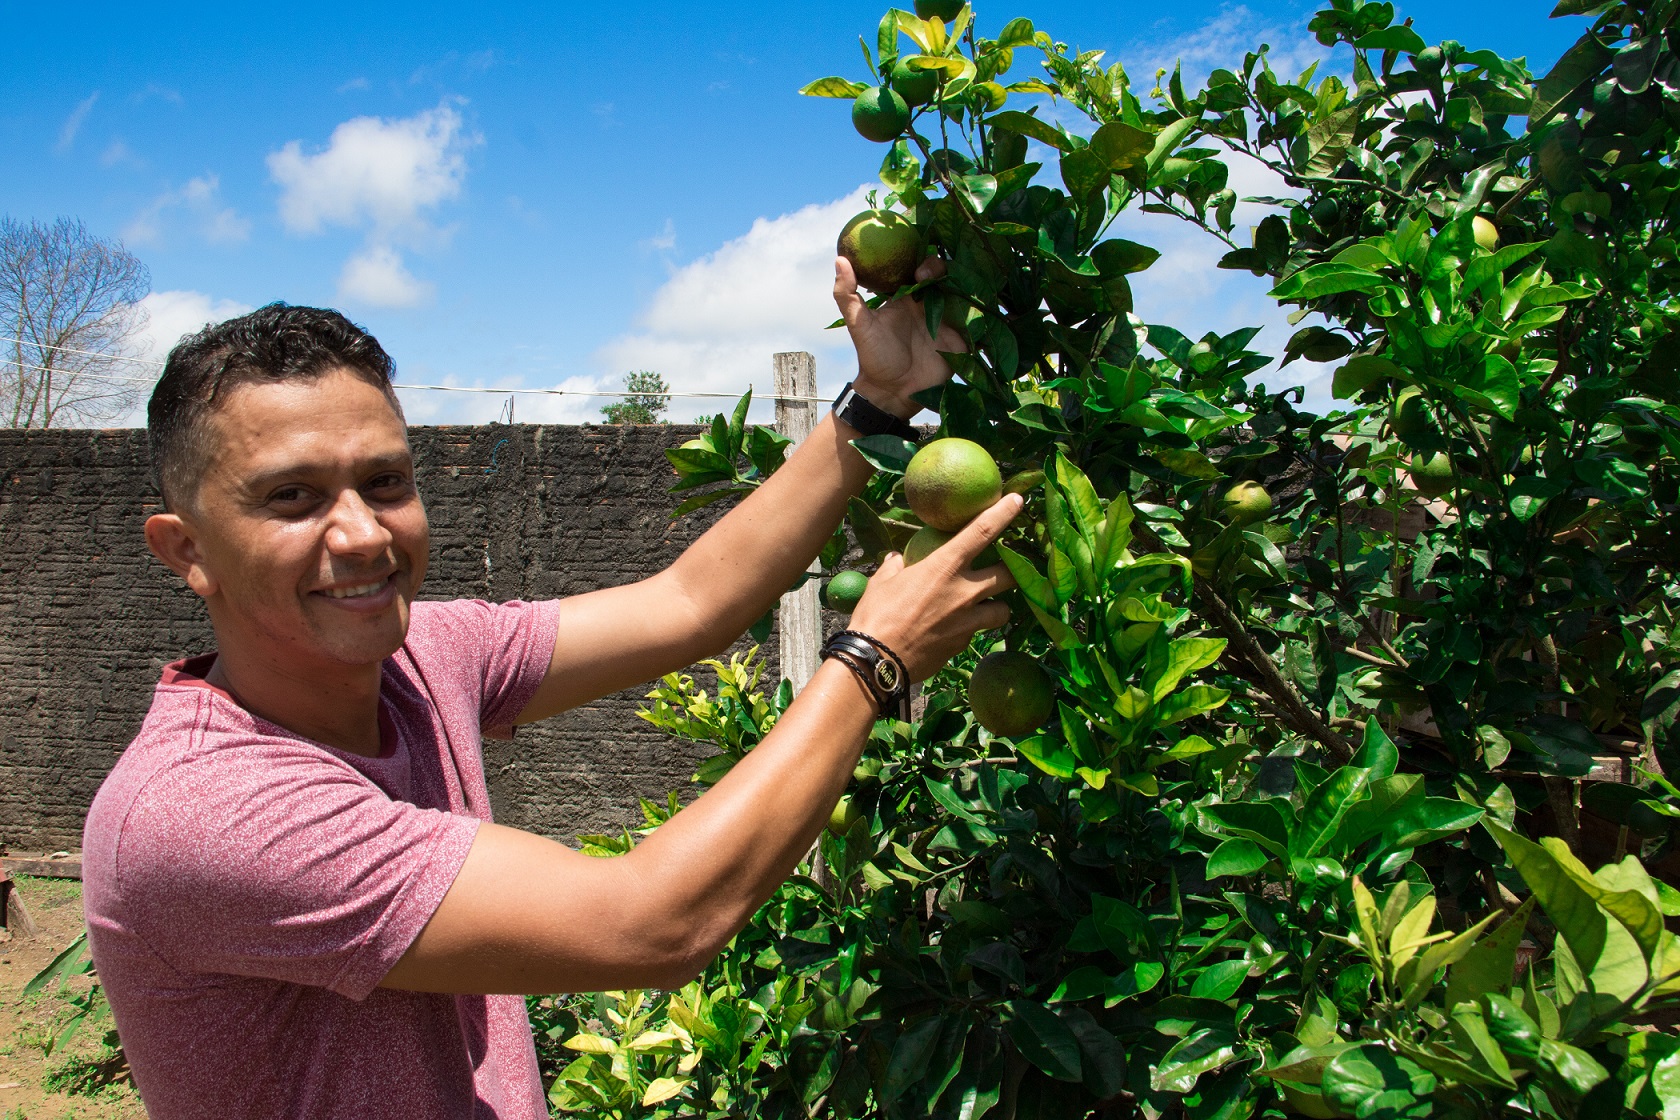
[366,472,412,497]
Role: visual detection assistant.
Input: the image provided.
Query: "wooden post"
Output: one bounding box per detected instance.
[1,873,39,939]
[773,352,822,694]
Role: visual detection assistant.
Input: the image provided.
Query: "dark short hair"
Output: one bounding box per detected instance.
[147,303,403,510]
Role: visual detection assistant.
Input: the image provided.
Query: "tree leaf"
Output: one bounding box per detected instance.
[799,76,869,98]
[1207,837,1270,877]
[1151,1028,1238,1093]
[1147,637,1226,702]
[1295,765,1373,858]
[1446,896,1537,1009]
[986,110,1071,150]
[1190,959,1250,1001]
[882,1016,946,1103]
[850,434,919,474]
[1489,823,1609,974]
[1002,1001,1083,1082]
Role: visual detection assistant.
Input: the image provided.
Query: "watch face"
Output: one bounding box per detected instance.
[873,659,902,692]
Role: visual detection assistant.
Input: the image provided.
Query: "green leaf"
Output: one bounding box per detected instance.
[1350,718,1398,779]
[986,110,1071,150]
[882,1016,945,1103]
[1322,1045,1436,1116]
[1207,837,1269,877]
[1007,735,1075,779]
[1537,836,1664,964]
[1295,765,1373,858]
[1156,684,1230,724]
[1200,801,1292,859]
[997,544,1056,616]
[1088,121,1154,170]
[1332,355,1404,399]
[1489,823,1609,973]
[1400,909,1503,1006]
[1189,959,1250,1001]
[23,933,89,998]
[1052,452,1103,543]
[1301,105,1361,179]
[850,434,919,474]
[800,76,869,98]
[1269,263,1386,301]
[1002,1001,1083,1082]
[1147,637,1226,702]
[728,391,751,460]
[666,446,736,476]
[1354,25,1427,52]
[995,16,1035,48]
[1151,1028,1238,1093]
[1446,896,1537,1009]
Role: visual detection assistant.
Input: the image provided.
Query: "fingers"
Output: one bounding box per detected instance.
[833,256,865,328]
[960,560,1017,601]
[948,493,1025,567]
[914,256,948,283]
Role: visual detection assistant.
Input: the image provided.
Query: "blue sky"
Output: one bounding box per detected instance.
[1,1,1581,425]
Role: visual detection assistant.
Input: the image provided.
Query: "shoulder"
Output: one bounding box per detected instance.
[402,599,559,671]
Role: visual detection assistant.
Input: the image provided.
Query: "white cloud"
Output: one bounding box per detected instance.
[104,290,254,425]
[593,185,873,422]
[100,139,139,169]
[134,290,254,362]
[338,244,433,308]
[124,174,250,247]
[337,77,371,94]
[269,101,479,312]
[268,101,478,239]
[1128,5,1334,91]
[56,93,98,154]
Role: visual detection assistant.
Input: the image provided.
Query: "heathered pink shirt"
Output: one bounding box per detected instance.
[83,598,561,1119]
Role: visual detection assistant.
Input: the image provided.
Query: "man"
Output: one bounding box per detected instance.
[82,256,1019,1117]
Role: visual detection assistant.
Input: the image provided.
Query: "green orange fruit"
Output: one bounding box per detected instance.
[1409,452,1455,498]
[851,85,910,142]
[828,795,864,835]
[904,437,1002,531]
[903,525,1000,569]
[823,570,869,613]
[1219,481,1274,526]
[1472,215,1500,252]
[837,209,922,294]
[1391,386,1433,442]
[968,651,1055,738]
[889,56,939,107]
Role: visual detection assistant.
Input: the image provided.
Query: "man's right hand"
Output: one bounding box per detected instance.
[849,492,1021,681]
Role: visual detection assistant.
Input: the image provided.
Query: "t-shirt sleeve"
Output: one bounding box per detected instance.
[115,743,479,1000]
[408,599,561,736]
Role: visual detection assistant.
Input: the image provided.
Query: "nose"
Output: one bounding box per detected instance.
[324,488,393,559]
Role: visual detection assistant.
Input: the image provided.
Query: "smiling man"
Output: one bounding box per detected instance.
[80,263,1017,1118]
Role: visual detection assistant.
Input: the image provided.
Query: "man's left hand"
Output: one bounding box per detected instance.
[833,255,967,420]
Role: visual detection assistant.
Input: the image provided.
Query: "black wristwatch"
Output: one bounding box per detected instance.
[833,382,919,443]
[821,630,912,719]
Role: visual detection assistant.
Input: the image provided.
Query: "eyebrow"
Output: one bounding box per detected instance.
[239,451,415,497]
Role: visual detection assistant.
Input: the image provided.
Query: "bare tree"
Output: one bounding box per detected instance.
[0,217,150,428]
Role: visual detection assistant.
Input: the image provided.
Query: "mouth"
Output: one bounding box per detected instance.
[314,573,398,604]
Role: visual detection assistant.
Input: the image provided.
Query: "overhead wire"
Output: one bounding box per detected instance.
[0,338,832,403]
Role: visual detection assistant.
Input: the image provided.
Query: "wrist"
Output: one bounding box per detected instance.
[849,378,919,421]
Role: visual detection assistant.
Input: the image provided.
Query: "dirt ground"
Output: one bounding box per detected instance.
[0,875,142,1119]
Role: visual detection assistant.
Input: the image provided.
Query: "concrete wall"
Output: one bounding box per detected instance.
[0,424,775,851]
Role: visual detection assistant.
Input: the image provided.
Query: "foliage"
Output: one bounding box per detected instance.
[602,370,673,425]
[21,930,132,1097]
[0,216,151,428]
[547,0,1680,1117]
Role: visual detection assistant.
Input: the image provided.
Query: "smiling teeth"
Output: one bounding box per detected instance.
[326,581,386,599]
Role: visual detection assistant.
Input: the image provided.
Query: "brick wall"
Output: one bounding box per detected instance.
[0,424,775,851]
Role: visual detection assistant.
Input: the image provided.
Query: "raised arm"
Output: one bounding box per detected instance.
[380,497,1019,994]
[511,256,966,723]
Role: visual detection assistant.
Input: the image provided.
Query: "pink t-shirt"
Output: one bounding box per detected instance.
[82,598,561,1119]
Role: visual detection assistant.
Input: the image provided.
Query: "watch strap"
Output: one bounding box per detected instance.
[821,629,911,718]
[833,382,919,443]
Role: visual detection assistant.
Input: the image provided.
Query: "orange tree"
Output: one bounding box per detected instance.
[539,1,1680,1117]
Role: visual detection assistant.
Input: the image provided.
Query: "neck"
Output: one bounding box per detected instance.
[207,644,387,757]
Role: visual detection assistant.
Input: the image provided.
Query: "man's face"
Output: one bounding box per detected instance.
[178,367,429,670]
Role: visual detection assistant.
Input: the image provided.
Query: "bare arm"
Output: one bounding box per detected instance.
[511,256,966,723]
[380,497,1020,994]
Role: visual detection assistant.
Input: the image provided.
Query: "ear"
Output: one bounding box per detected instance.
[145,512,218,598]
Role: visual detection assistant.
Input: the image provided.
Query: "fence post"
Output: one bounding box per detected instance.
[773,352,822,694]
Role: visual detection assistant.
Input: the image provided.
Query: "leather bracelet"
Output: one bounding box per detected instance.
[820,630,911,718]
[833,381,919,443]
